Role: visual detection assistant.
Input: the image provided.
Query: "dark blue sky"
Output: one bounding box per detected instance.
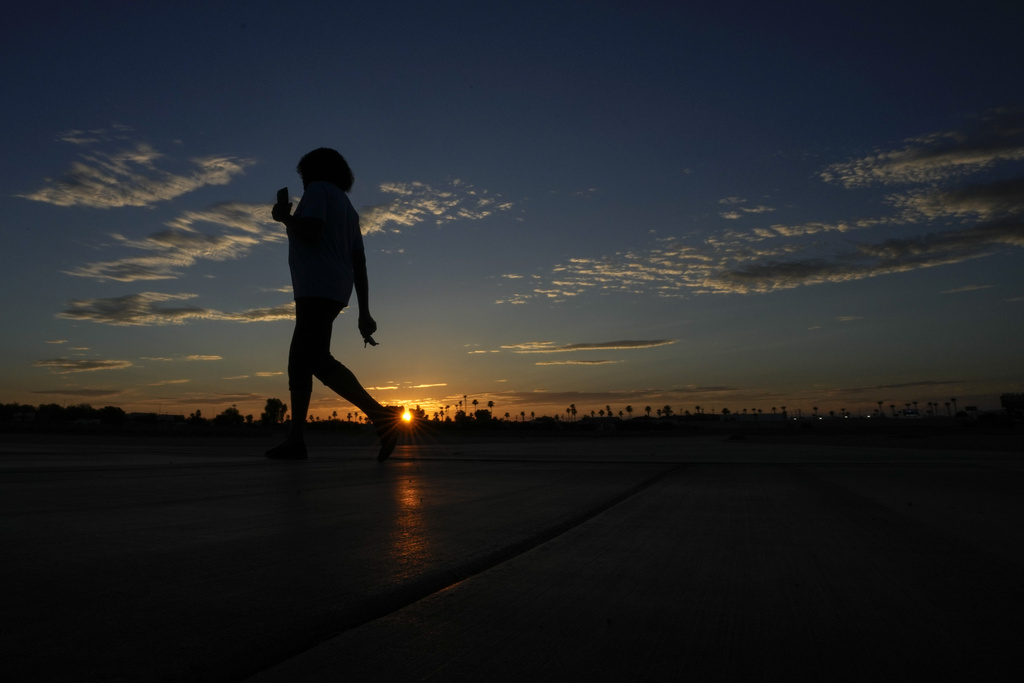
[3,0,1022,418]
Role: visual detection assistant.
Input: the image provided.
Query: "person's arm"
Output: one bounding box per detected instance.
[272,201,325,246]
[353,248,377,341]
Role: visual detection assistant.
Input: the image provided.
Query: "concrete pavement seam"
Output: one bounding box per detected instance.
[244,463,682,680]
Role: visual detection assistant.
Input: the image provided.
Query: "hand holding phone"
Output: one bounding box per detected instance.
[272,187,292,224]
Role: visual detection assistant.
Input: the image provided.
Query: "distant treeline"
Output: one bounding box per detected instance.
[0,402,253,427]
[1,402,128,425]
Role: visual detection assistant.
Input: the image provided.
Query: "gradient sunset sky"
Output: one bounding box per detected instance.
[3,0,1023,421]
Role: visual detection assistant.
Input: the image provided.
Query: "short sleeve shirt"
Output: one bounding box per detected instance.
[288,181,364,305]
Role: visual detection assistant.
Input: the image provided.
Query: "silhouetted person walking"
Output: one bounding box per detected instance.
[266,147,402,461]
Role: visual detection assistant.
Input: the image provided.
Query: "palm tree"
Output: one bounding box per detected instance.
[570,404,577,421]
[520,411,525,422]
[625,405,633,419]
[890,404,896,418]
[951,397,958,415]
[664,405,673,417]
[487,400,494,413]
[781,405,787,418]
[645,406,652,418]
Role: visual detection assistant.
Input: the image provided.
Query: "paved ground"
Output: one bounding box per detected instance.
[2,432,1022,681]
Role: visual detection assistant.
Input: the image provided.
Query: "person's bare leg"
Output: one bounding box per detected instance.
[288,390,311,440]
[265,389,311,460]
[321,363,385,419]
[321,363,402,461]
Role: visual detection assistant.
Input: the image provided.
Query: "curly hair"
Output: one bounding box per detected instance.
[296,148,355,192]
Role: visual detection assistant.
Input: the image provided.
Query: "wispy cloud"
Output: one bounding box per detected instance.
[19,136,255,208]
[705,221,1021,294]
[162,392,265,406]
[65,178,508,283]
[360,179,513,234]
[164,202,276,235]
[55,124,134,146]
[754,217,887,239]
[718,197,776,220]
[504,108,1024,302]
[57,292,294,326]
[535,359,622,365]
[891,178,1024,222]
[67,202,278,282]
[33,388,125,398]
[49,150,505,284]
[832,379,964,394]
[502,340,676,353]
[941,284,992,294]
[32,358,133,374]
[821,108,1024,187]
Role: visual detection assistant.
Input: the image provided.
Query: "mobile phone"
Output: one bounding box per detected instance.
[276,187,289,205]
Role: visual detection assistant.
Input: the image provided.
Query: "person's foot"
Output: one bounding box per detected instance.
[374,406,405,462]
[265,438,307,460]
